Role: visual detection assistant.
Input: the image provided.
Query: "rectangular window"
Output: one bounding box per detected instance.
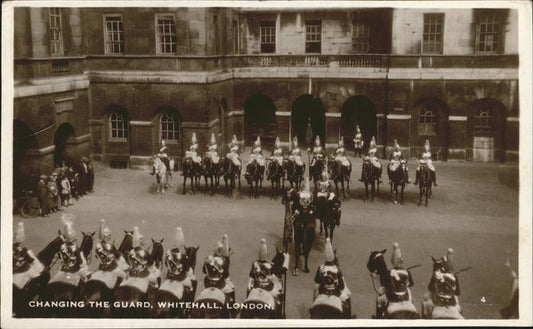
[49,8,63,56]
[305,20,322,53]
[155,14,177,54]
[260,21,276,53]
[423,14,444,54]
[352,22,370,53]
[104,15,124,55]
[476,13,502,53]
[418,108,437,136]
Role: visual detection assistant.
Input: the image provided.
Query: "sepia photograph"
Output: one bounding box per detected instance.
[1,0,532,327]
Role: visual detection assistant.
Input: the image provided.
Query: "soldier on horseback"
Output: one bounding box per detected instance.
[226,135,241,167]
[125,226,160,288]
[288,136,304,167]
[376,242,415,318]
[414,140,437,186]
[359,136,383,184]
[206,133,220,164]
[310,136,325,167]
[202,234,235,304]
[270,137,284,166]
[247,239,283,307]
[317,167,335,201]
[334,137,351,169]
[163,227,197,297]
[353,125,364,158]
[249,136,266,169]
[13,222,46,290]
[313,238,352,317]
[387,140,411,184]
[94,219,128,279]
[185,133,202,165]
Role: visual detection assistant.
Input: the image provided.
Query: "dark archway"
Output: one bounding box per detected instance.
[340,96,377,149]
[468,98,507,162]
[291,94,325,147]
[13,119,39,194]
[411,98,449,160]
[53,123,76,166]
[244,94,277,146]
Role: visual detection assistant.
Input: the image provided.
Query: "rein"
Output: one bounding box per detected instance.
[369,272,382,295]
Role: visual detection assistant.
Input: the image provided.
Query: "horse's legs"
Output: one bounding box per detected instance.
[293,240,301,276]
[330,223,335,242]
[182,175,187,195]
[400,184,405,205]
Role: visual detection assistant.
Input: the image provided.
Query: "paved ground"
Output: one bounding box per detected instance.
[13,150,519,319]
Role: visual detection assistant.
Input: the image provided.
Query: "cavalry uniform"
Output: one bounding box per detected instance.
[387,140,410,183]
[49,215,90,287]
[121,226,160,291]
[249,136,266,167]
[316,170,335,201]
[353,125,364,158]
[202,235,235,303]
[185,133,202,164]
[414,140,437,186]
[93,219,128,282]
[314,238,351,315]
[360,136,383,183]
[13,222,45,290]
[334,138,351,168]
[247,239,283,306]
[289,137,304,167]
[226,135,241,167]
[205,133,220,164]
[270,137,284,166]
[311,136,325,167]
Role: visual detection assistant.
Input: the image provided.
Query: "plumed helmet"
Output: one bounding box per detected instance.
[96,241,116,267]
[231,135,238,145]
[315,135,321,147]
[40,174,47,180]
[391,242,403,268]
[191,132,198,145]
[221,234,230,257]
[299,178,312,208]
[321,168,329,180]
[61,213,77,243]
[213,241,225,257]
[275,136,281,148]
[356,125,361,133]
[292,136,299,148]
[394,139,400,150]
[370,136,377,148]
[424,139,431,152]
[210,133,217,145]
[166,248,186,275]
[338,137,344,148]
[132,226,145,248]
[160,146,168,153]
[254,136,261,148]
[128,247,149,274]
[258,238,268,261]
[175,227,185,252]
[324,238,335,263]
[99,219,112,243]
[445,248,455,272]
[14,222,26,244]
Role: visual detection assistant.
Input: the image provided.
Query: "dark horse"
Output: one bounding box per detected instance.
[366,249,420,319]
[310,157,326,189]
[245,160,264,199]
[266,159,284,200]
[292,207,316,276]
[13,231,65,317]
[113,239,164,318]
[314,195,341,242]
[220,157,241,198]
[388,161,409,205]
[417,165,433,207]
[182,157,202,195]
[201,156,220,196]
[328,157,351,200]
[361,161,380,202]
[284,159,305,190]
[41,232,95,318]
[152,246,200,318]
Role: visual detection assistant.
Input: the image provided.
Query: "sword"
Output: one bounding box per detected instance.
[454,266,472,275]
[406,264,422,270]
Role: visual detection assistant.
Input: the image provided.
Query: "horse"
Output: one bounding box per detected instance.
[366,249,420,319]
[150,157,167,195]
[118,230,134,261]
[314,195,341,242]
[361,161,380,203]
[201,155,220,196]
[284,159,305,190]
[220,157,241,198]
[417,165,433,207]
[328,157,351,200]
[182,157,201,195]
[292,208,316,276]
[266,159,284,200]
[245,160,264,199]
[13,231,65,317]
[41,232,95,318]
[281,189,297,247]
[388,161,408,205]
[310,157,326,189]
[152,246,200,318]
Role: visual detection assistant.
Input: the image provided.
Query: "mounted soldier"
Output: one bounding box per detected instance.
[359,136,382,184]
[13,222,46,292]
[288,136,304,167]
[310,136,325,168]
[334,137,351,168]
[185,133,202,165]
[353,125,364,158]
[94,219,128,280]
[387,140,410,184]
[202,234,235,305]
[414,139,437,186]
[316,166,335,202]
[226,135,241,167]
[206,133,220,165]
[270,137,284,166]
[250,136,266,167]
[125,226,160,288]
[312,238,352,318]
[159,141,171,171]
[247,239,283,308]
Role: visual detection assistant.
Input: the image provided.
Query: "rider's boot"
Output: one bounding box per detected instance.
[432,171,438,186]
[414,171,420,185]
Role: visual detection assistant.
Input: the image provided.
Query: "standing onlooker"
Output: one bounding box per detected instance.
[67,167,79,200]
[47,173,60,212]
[79,157,89,196]
[61,174,72,207]
[37,175,49,217]
[87,158,95,193]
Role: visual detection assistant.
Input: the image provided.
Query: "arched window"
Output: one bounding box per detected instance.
[160,113,180,142]
[474,108,492,129]
[418,107,437,136]
[109,111,128,140]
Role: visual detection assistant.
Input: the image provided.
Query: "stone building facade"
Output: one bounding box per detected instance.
[13,7,519,185]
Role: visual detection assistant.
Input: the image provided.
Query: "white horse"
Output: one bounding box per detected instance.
[152,157,168,195]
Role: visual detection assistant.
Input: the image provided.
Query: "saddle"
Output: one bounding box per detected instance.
[431,304,463,319]
[312,294,344,314]
[120,276,150,294]
[196,286,226,305]
[90,270,119,290]
[246,287,277,309]
[159,279,188,300]
[49,270,83,287]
